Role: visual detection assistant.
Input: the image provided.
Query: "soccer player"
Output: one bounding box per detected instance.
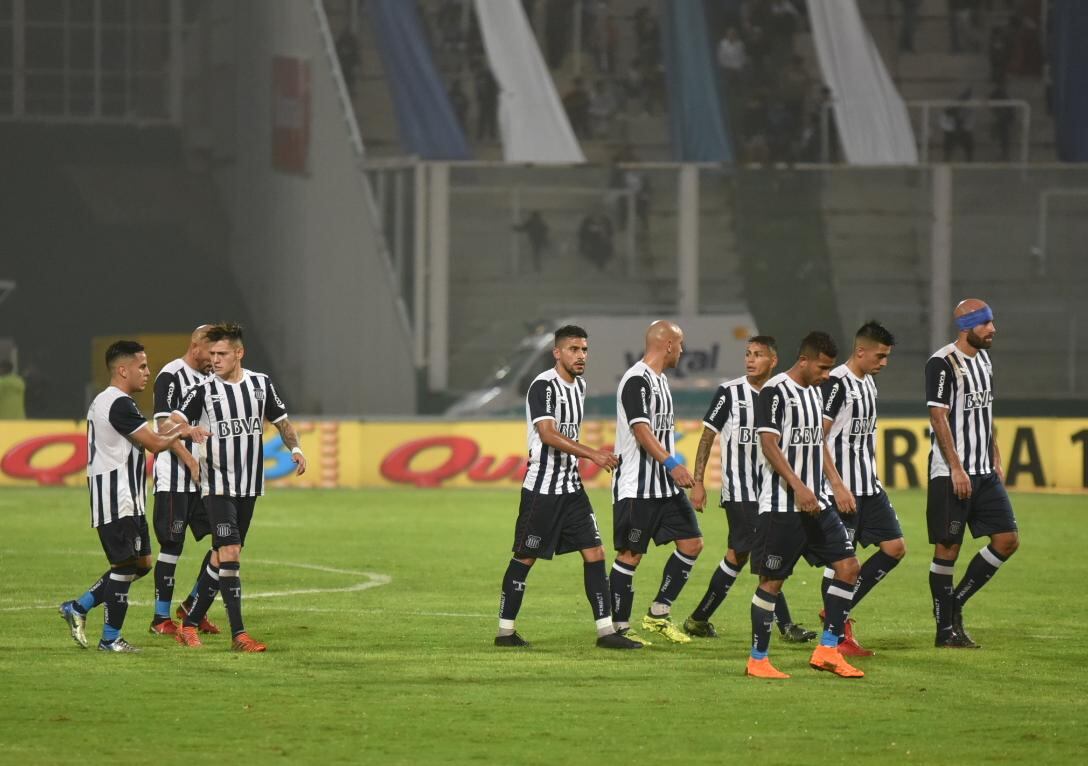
[495,325,641,650]
[609,320,702,645]
[926,299,1018,649]
[819,321,905,656]
[58,341,206,652]
[684,336,816,643]
[746,332,864,679]
[149,325,222,636]
[170,323,307,652]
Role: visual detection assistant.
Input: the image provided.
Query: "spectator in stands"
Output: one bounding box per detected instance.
[988,24,1012,83]
[813,86,839,163]
[449,79,469,132]
[766,0,801,70]
[1008,11,1042,77]
[941,95,975,162]
[741,2,771,83]
[717,26,748,91]
[335,28,360,93]
[633,5,661,70]
[513,211,552,273]
[578,211,615,272]
[563,77,592,138]
[592,2,618,74]
[474,66,500,141]
[621,58,645,114]
[989,81,1015,161]
[778,54,809,130]
[898,0,920,52]
[436,0,463,53]
[766,99,796,164]
[0,360,25,420]
[589,79,618,139]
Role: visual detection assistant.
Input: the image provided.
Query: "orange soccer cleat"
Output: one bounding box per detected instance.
[231,633,267,653]
[809,645,865,678]
[176,602,221,634]
[174,625,204,648]
[149,619,179,636]
[746,656,791,679]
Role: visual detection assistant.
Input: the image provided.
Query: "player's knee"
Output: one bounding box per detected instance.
[218,544,241,562]
[616,550,642,567]
[835,556,861,582]
[884,539,907,560]
[209,549,220,567]
[135,555,153,579]
[676,538,703,558]
[993,533,1019,557]
[581,546,606,563]
[515,556,537,567]
[732,551,750,567]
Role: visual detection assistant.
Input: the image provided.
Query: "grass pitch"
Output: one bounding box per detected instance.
[1,487,1086,765]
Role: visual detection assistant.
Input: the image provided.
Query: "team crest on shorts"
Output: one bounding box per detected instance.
[949,521,962,535]
[171,520,185,534]
[217,523,232,538]
[525,535,541,549]
[765,554,783,570]
[134,536,142,553]
[629,529,642,543]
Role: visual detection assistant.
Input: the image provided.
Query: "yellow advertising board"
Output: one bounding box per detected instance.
[2,418,1086,492]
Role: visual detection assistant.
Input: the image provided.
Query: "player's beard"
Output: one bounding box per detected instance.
[966,328,993,349]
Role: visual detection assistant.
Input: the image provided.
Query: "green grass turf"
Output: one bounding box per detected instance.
[1,487,1086,764]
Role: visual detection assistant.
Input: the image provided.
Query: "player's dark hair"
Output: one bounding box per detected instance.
[798,331,837,360]
[855,319,895,347]
[554,324,588,346]
[206,322,245,346]
[105,340,145,370]
[747,335,777,353]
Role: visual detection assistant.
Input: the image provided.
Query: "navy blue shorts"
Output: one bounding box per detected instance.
[613,494,702,554]
[512,488,602,559]
[751,507,855,580]
[722,500,760,555]
[838,489,903,548]
[926,473,1017,545]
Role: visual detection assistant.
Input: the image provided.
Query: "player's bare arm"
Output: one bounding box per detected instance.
[157,415,201,481]
[928,406,971,499]
[536,420,617,471]
[759,432,819,513]
[273,418,307,476]
[129,420,197,456]
[992,439,1005,484]
[632,421,693,488]
[689,426,716,511]
[821,419,856,514]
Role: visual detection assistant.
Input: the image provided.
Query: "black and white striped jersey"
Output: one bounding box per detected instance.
[926,343,994,478]
[755,372,832,514]
[523,369,586,494]
[613,361,679,501]
[153,358,207,493]
[822,365,882,496]
[86,386,149,528]
[702,376,761,503]
[176,370,288,497]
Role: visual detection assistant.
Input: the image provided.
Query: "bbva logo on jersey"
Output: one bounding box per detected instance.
[788,426,822,445]
[737,426,758,444]
[964,390,993,410]
[850,417,877,436]
[216,416,263,438]
[558,423,579,439]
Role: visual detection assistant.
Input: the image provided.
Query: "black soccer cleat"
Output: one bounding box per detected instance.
[494,632,531,648]
[780,622,818,643]
[596,632,644,650]
[683,617,718,638]
[952,610,980,648]
[935,631,980,649]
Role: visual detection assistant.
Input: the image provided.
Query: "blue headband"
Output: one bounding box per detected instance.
[956,306,993,331]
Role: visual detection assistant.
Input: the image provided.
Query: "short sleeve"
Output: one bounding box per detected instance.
[527,379,554,424]
[153,372,177,418]
[109,396,147,436]
[264,378,288,423]
[702,386,732,433]
[621,376,652,426]
[176,385,205,422]
[755,385,782,435]
[925,356,952,409]
[821,377,846,421]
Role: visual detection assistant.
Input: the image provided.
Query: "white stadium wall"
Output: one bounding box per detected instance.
[187,0,416,415]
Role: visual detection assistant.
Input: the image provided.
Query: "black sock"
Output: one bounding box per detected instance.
[153,547,182,620]
[183,558,221,627]
[853,550,901,609]
[821,579,855,646]
[954,544,1008,608]
[650,550,697,615]
[930,557,956,637]
[609,560,636,629]
[750,587,779,658]
[498,559,532,636]
[690,557,740,621]
[583,560,613,636]
[774,590,793,629]
[218,561,244,637]
[101,566,136,642]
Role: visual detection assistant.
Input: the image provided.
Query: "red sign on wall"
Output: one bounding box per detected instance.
[271,56,311,174]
